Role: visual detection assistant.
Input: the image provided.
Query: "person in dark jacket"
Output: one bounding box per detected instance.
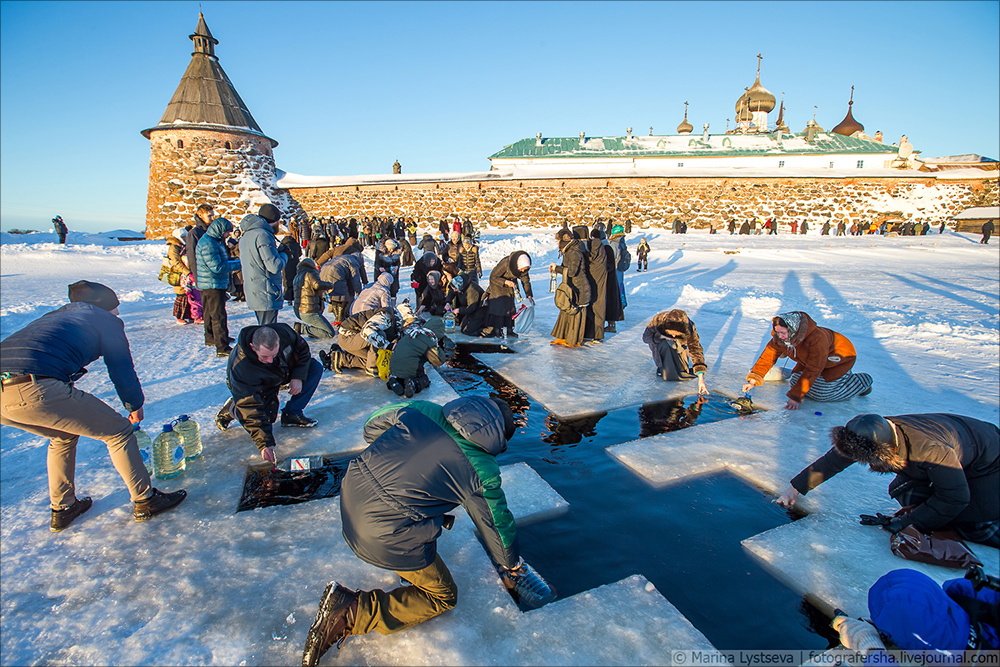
[216,324,323,461]
[458,237,482,280]
[549,228,590,347]
[417,271,447,317]
[461,217,475,239]
[301,396,520,665]
[982,220,995,244]
[373,238,402,298]
[417,233,438,254]
[319,253,364,324]
[410,251,441,298]
[280,231,301,304]
[443,231,463,267]
[777,413,999,547]
[0,281,187,531]
[642,309,709,393]
[239,204,287,325]
[293,258,336,339]
[448,274,488,336]
[297,215,311,250]
[728,219,737,235]
[739,220,751,235]
[307,231,330,263]
[485,250,533,338]
[185,204,214,285]
[196,217,241,356]
[743,311,872,408]
[386,316,450,397]
[582,227,610,342]
[52,215,68,244]
[636,237,650,272]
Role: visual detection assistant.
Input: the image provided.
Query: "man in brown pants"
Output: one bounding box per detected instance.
[0,281,187,532]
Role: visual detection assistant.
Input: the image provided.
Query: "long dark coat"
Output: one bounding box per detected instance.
[486,250,532,321]
[550,238,589,345]
[603,242,624,324]
[280,235,301,302]
[583,239,610,340]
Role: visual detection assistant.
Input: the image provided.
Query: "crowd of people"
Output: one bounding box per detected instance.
[2,207,995,662]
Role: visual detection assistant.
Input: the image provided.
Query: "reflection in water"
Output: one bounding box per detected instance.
[542,412,607,446]
[237,457,351,512]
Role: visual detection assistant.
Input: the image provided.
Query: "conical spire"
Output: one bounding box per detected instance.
[775,92,788,131]
[831,86,864,137]
[677,101,693,134]
[141,13,276,145]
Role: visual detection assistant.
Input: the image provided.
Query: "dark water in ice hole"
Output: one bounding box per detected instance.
[237,343,838,650]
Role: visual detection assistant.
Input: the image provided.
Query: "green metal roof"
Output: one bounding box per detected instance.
[489,132,899,160]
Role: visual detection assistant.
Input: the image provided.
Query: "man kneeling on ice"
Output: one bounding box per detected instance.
[302,396,522,665]
[215,324,324,463]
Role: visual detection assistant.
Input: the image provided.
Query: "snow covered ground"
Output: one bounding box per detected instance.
[1,226,998,665]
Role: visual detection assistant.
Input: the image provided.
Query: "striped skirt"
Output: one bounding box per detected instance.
[789,371,872,402]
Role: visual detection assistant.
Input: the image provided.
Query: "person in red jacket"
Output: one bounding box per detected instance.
[742,311,872,409]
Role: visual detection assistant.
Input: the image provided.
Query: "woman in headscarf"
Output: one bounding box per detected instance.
[484,250,533,338]
[742,311,872,409]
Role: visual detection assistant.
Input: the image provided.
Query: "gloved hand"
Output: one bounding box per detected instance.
[831,617,886,655]
[859,513,908,533]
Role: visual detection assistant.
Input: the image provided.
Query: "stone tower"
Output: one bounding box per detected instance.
[141,14,300,239]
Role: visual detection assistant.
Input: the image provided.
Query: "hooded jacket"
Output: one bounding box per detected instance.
[185,216,209,284]
[417,233,438,253]
[341,397,520,571]
[790,413,999,532]
[747,311,857,403]
[239,214,287,312]
[226,323,311,452]
[351,273,394,315]
[642,310,707,374]
[293,258,335,314]
[166,235,190,296]
[486,250,533,313]
[318,253,364,301]
[388,318,448,379]
[195,217,240,290]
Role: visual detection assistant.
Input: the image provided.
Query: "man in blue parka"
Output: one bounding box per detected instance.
[239,203,287,325]
[0,281,187,531]
[302,396,521,665]
[196,216,240,357]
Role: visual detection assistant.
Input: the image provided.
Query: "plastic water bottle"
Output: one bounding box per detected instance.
[443,311,456,333]
[174,414,202,460]
[153,424,186,480]
[133,424,153,475]
[497,560,557,610]
[549,268,558,293]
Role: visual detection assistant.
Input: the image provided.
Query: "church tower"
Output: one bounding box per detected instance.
[141,14,298,238]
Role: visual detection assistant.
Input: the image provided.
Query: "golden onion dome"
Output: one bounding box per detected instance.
[831,87,864,137]
[746,75,776,113]
[677,102,693,134]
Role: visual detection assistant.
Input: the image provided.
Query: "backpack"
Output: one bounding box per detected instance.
[617,243,632,272]
[554,282,580,315]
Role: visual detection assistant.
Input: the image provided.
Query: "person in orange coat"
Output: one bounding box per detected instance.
[742,311,872,409]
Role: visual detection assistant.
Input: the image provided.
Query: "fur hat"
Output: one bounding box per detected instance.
[831,414,902,473]
[68,280,120,312]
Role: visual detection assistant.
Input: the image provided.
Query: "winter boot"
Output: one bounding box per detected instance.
[50,496,93,532]
[604,322,617,333]
[302,582,359,667]
[216,398,235,430]
[387,378,404,396]
[403,378,415,399]
[134,488,187,522]
[281,411,318,428]
[318,350,331,371]
[294,322,305,336]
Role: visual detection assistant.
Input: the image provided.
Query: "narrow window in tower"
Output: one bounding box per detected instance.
[177,140,184,149]
[225,142,231,150]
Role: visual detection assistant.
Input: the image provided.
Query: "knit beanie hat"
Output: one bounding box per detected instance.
[258,204,281,224]
[68,280,120,312]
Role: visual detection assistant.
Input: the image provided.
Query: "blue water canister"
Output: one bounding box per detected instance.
[174,414,202,460]
[153,423,186,480]
[133,424,153,475]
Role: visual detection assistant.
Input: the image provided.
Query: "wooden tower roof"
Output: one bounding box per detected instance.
[141,14,276,146]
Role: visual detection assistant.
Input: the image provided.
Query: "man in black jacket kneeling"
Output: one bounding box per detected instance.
[215,323,323,463]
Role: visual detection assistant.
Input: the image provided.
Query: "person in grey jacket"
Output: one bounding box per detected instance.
[302,396,520,665]
[0,281,187,531]
[239,204,287,325]
[777,413,999,547]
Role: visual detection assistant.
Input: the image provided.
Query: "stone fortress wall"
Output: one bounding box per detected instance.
[284,174,998,230]
[145,128,305,239]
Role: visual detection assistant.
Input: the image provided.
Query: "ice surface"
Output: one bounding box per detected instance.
[2,227,998,664]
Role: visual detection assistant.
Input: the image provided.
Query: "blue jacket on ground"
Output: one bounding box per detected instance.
[195,217,239,290]
[0,302,144,412]
[239,214,287,312]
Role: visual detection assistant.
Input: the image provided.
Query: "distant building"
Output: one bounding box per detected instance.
[952,206,999,233]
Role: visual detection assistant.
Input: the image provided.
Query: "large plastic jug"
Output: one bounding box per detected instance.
[134,424,153,475]
[153,424,186,480]
[174,415,202,460]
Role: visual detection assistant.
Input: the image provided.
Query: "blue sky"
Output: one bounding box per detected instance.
[1,1,998,233]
